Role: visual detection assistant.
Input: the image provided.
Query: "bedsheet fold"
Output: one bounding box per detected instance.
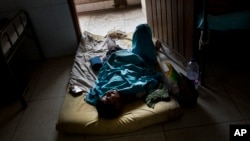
[69,31,133,92]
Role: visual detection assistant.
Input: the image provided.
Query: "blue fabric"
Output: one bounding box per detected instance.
[85,24,161,106]
[90,56,103,71]
[131,24,158,66]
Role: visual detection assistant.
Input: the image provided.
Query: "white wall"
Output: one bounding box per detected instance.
[0,0,77,58]
[141,0,146,17]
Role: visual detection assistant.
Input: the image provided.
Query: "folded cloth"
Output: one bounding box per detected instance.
[90,56,103,71]
[145,84,170,108]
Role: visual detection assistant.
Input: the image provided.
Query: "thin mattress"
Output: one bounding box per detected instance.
[56,31,182,134]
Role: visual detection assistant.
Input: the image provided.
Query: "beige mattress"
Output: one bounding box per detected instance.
[56,31,182,134]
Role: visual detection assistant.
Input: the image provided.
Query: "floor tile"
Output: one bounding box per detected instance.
[124,18,146,33]
[163,86,242,130]
[86,131,166,141]
[41,55,75,68]
[164,121,247,141]
[223,74,250,119]
[0,100,25,141]
[123,9,146,32]
[77,13,91,33]
[78,5,146,36]
[85,123,164,140]
[124,123,164,135]
[89,12,125,35]
[12,98,64,141]
[29,65,71,100]
[56,132,85,141]
[206,59,250,119]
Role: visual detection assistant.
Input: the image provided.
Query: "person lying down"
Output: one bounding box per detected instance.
[84,24,170,119]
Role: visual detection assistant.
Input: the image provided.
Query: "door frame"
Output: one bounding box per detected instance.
[68,0,82,43]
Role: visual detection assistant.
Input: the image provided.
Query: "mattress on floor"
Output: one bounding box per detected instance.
[56,31,182,134]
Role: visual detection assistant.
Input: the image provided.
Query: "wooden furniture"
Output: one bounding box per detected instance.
[0,10,45,108]
[144,0,197,69]
[144,0,250,86]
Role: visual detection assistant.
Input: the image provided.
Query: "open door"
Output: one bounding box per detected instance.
[144,0,196,67]
[68,0,82,43]
[68,0,196,68]
[68,0,144,43]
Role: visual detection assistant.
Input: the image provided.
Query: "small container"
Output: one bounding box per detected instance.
[186,58,199,89]
[90,56,103,71]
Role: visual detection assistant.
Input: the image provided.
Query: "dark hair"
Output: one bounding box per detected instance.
[96,100,121,119]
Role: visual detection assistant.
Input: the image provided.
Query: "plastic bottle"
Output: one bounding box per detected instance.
[186,58,199,89]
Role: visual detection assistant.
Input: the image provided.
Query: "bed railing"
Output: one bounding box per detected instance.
[0,10,29,63]
[0,10,45,108]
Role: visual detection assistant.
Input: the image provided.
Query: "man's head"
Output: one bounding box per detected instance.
[96,90,122,119]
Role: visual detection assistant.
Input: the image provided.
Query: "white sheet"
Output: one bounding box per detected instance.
[69,31,133,92]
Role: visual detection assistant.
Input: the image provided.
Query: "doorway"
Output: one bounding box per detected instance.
[68,0,146,42]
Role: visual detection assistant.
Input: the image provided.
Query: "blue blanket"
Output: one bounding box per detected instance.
[197,10,250,31]
[85,24,162,105]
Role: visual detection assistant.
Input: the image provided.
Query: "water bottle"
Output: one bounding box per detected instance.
[186,58,199,89]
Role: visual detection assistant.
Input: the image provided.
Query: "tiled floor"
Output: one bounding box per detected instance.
[77,5,147,36]
[1,5,250,141]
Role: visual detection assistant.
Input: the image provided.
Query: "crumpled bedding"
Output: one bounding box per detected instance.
[69,31,133,92]
[86,50,163,105]
[85,24,163,106]
[56,29,182,135]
